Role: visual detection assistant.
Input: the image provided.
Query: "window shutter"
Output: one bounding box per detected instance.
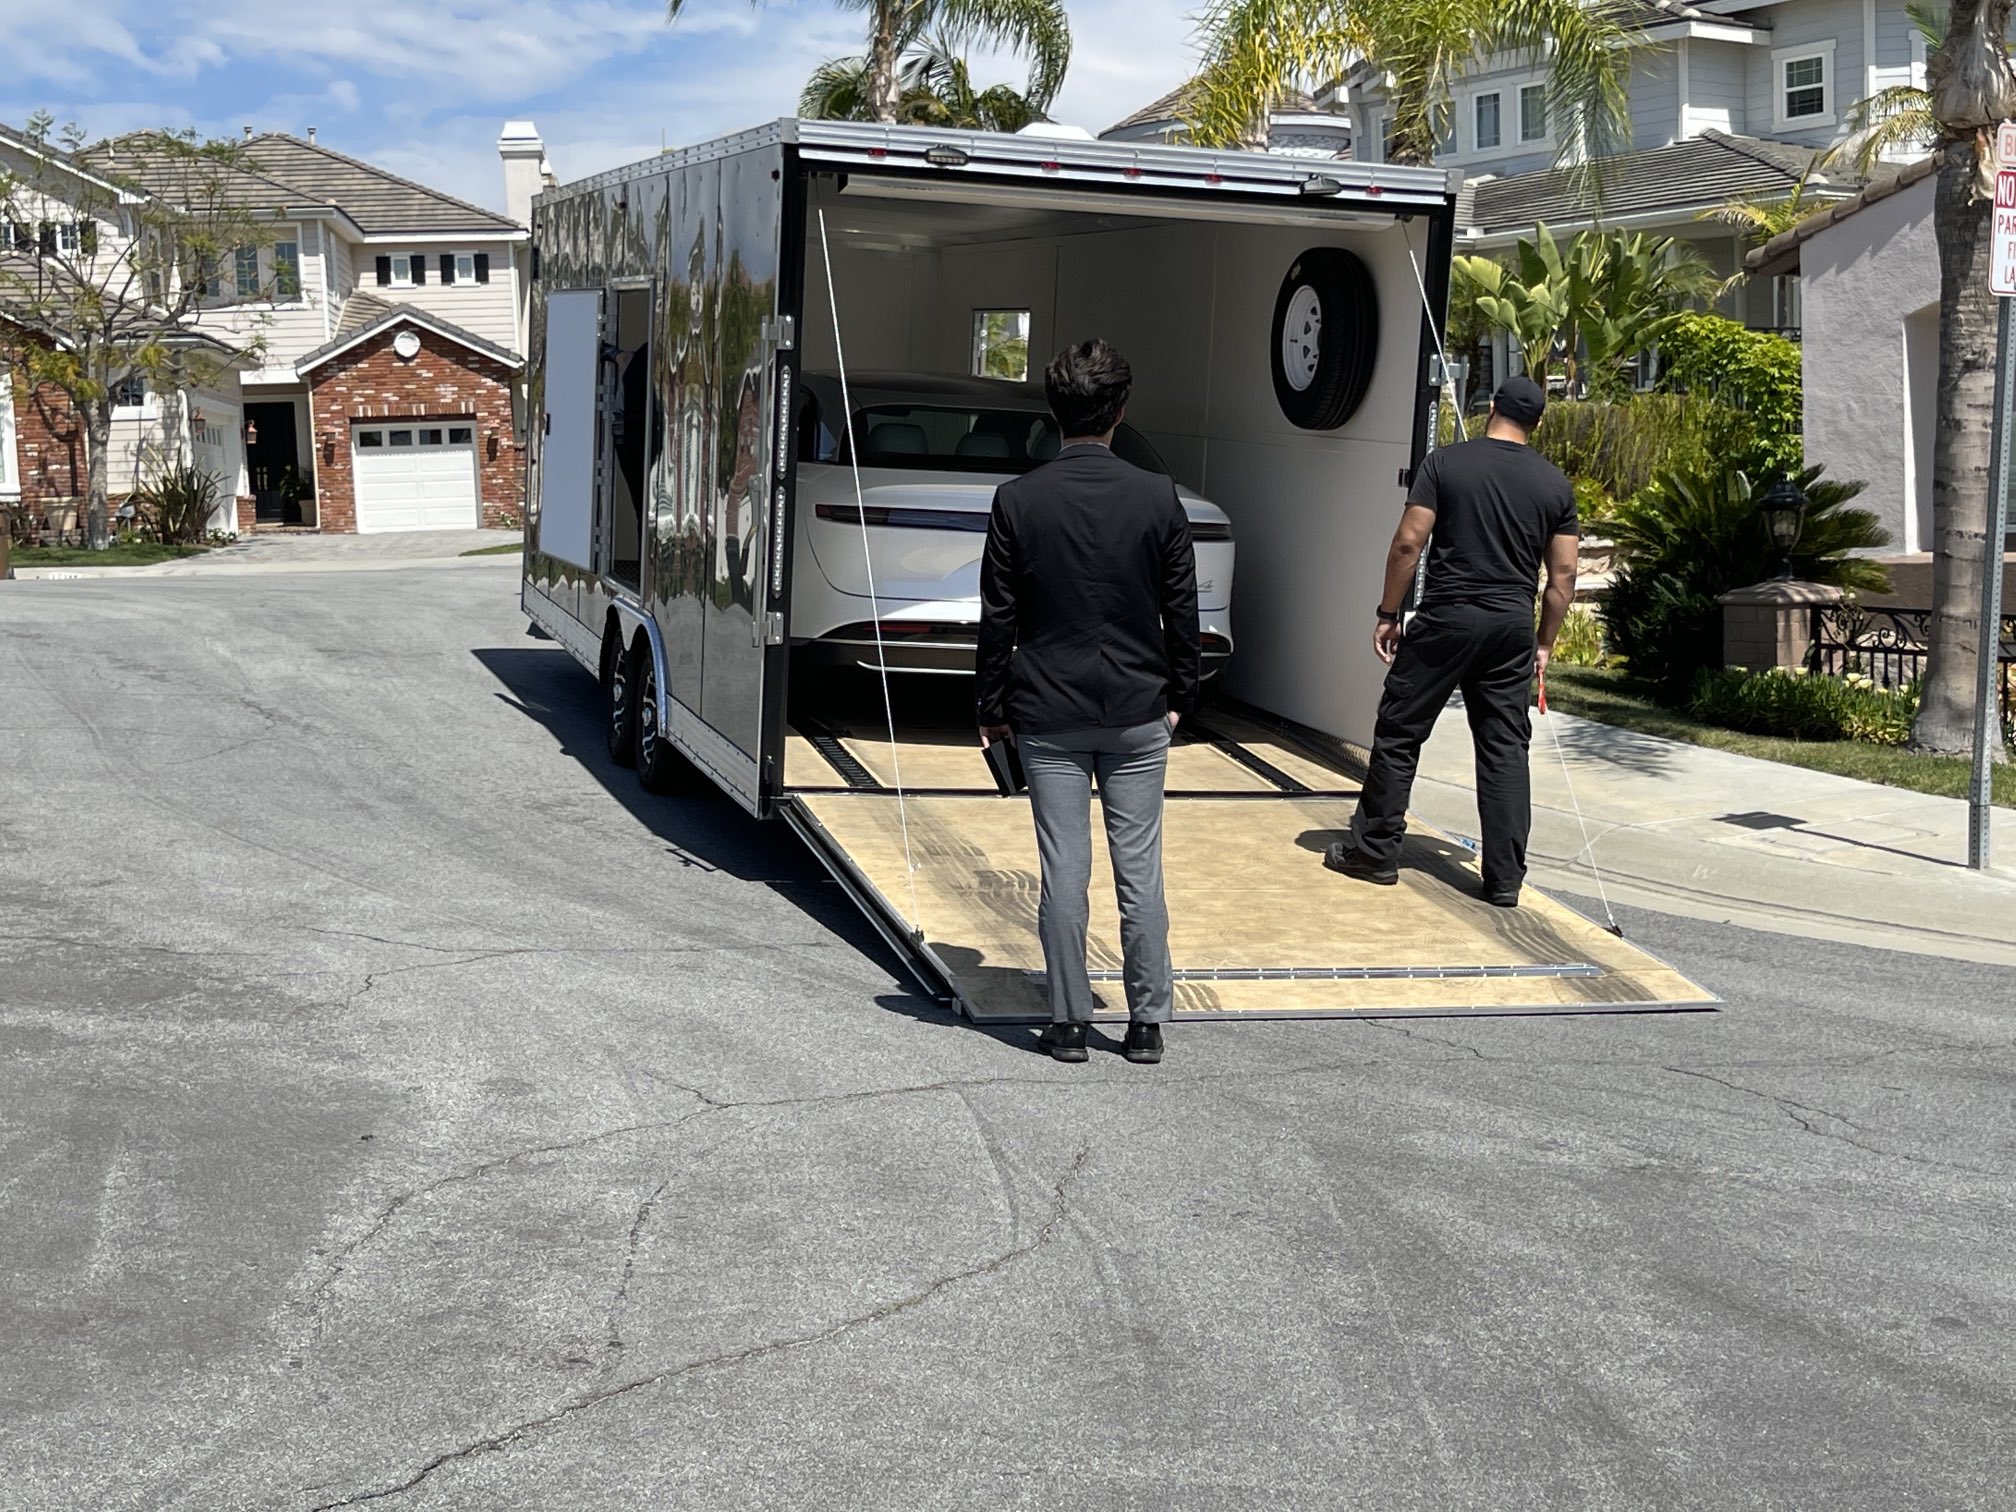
[376,255,392,286]
[37,222,56,258]
[473,252,490,284]
[410,253,426,286]
[439,253,455,285]
[80,220,98,257]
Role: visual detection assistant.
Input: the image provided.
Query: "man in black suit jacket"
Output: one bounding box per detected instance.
[977,340,1201,1065]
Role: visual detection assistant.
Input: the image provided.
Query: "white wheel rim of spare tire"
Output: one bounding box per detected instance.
[1281,284,1323,392]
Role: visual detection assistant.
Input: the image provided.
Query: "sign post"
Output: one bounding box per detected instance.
[1973,127,2016,868]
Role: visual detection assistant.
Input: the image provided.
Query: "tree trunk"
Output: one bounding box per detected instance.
[869,7,901,125]
[1914,141,2000,753]
[84,401,112,553]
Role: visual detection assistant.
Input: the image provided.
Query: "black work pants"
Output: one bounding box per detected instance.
[1351,604,1537,895]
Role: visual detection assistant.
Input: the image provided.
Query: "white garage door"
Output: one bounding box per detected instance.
[353,423,479,533]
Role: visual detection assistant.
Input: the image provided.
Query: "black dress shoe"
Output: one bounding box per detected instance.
[1485,886,1521,909]
[1038,1022,1089,1062]
[1123,1022,1165,1064]
[1324,842,1398,885]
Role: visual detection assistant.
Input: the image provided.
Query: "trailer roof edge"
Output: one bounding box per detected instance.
[535,119,1457,214]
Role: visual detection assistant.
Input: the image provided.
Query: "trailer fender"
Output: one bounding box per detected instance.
[608,599,667,728]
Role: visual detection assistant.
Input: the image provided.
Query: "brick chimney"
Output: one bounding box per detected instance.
[498,121,552,229]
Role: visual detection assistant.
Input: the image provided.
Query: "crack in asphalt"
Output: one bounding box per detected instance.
[1664,1067,2008,1177]
[602,1178,670,1360]
[303,1143,1093,1510]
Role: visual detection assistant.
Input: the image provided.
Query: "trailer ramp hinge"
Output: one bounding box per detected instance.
[1398,467,1412,487]
[762,612,785,646]
[761,315,795,352]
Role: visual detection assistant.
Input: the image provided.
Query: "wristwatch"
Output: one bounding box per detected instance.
[1375,606,1401,624]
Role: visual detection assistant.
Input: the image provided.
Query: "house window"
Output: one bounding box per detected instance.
[971,309,1030,382]
[1475,92,1502,152]
[387,429,414,447]
[356,430,385,448]
[111,375,150,414]
[1772,274,1803,333]
[390,254,413,286]
[419,427,444,445]
[1434,107,1455,159]
[455,253,475,284]
[1776,44,1835,127]
[273,240,300,298]
[1519,85,1547,143]
[1379,115,1396,161]
[235,246,260,298]
[448,425,473,445]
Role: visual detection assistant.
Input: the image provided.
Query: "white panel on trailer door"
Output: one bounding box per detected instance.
[539,289,601,569]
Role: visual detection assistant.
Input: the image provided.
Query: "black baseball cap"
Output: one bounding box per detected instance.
[1492,376,1547,428]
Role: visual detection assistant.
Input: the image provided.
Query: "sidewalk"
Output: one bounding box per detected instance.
[1406,703,2016,966]
[10,529,520,579]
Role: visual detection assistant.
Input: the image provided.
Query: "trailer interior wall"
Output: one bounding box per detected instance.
[803,183,1432,746]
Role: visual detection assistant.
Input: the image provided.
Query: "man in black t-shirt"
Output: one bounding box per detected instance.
[1325,376,1579,907]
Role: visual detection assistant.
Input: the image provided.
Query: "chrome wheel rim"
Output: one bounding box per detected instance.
[1281,284,1322,392]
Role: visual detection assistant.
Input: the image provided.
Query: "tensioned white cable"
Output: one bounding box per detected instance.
[817,205,923,933]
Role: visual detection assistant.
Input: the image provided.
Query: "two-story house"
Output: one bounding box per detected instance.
[3,118,556,540]
[1343,0,1929,318]
[1102,83,1355,159]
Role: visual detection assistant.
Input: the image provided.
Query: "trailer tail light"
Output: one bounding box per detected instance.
[815,502,989,532]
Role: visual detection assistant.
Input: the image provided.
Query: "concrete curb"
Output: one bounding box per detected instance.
[10,553,523,581]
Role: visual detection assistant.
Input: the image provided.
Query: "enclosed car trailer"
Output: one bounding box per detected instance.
[519,119,1710,1022]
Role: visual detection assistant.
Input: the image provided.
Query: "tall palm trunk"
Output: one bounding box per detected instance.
[869,5,903,124]
[1915,0,2016,754]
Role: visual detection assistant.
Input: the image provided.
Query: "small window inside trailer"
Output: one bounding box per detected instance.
[971,310,1031,382]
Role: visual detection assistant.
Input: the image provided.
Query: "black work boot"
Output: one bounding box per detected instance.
[1324,841,1398,885]
[1038,1022,1089,1063]
[1123,1022,1165,1064]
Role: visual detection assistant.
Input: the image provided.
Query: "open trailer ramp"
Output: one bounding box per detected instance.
[781,712,1714,1022]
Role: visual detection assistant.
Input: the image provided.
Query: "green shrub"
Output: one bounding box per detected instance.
[1533,395,1754,516]
[131,461,223,545]
[1687,667,1917,745]
[1656,314,1803,476]
[1604,458,1889,695]
[1549,603,1608,667]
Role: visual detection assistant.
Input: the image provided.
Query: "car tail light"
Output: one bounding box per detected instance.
[1202,634,1232,656]
[814,502,989,532]
[1190,521,1233,541]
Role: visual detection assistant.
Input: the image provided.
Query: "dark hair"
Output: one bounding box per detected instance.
[1044,339,1133,438]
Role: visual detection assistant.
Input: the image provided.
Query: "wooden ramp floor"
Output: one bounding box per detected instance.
[790,790,1715,1022]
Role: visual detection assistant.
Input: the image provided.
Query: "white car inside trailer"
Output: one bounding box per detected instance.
[518,120,1711,1023]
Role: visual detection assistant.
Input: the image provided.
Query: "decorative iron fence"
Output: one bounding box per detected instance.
[1810,604,2016,742]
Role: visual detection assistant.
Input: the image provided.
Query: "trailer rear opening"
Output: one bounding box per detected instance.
[520,121,1714,1021]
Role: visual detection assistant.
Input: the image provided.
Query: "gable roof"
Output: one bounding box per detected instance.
[1745,155,1939,278]
[298,296,522,373]
[1465,130,1859,237]
[81,133,322,217]
[1102,81,1330,138]
[0,121,144,200]
[1616,0,1760,29]
[241,134,522,237]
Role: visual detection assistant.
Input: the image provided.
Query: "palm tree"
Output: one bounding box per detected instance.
[1701,159,1834,245]
[1186,0,1632,172]
[671,0,1069,127]
[1911,0,2016,755]
[1826,3,1943,176]
[803,33,1049,132]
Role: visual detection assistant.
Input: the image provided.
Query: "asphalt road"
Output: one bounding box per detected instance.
[3,565,2012,1511]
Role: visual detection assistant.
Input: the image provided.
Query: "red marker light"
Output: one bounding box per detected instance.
[1040,160,1061,172]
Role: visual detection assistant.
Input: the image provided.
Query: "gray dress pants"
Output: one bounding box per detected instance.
[1019,719,1174,1025]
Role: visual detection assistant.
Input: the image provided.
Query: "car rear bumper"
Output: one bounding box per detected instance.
[795,624,1235,678]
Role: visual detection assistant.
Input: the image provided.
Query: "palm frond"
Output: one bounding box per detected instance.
[801,55,876,121]
[934,0,1073,110]
[1187,0,1360,150]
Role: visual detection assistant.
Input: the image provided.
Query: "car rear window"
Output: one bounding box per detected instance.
[802,398,1169,477]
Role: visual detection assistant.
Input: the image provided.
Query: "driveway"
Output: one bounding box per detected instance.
[2,567,2011,1510]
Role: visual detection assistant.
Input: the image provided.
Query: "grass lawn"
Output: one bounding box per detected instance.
[10,541,211,567]
[460,542,524,557]
[1544,665,2016,808]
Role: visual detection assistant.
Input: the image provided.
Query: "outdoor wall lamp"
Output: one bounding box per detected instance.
[1758,476,1808,580]
[243,417,258,446]
[1298,175,1344,196]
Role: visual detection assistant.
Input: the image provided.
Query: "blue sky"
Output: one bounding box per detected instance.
[0,0,1201,213]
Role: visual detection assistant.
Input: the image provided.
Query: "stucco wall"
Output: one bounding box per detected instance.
[1798,172,1937,553]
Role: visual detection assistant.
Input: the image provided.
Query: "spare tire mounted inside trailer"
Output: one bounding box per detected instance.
[517,120,1712,1023]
